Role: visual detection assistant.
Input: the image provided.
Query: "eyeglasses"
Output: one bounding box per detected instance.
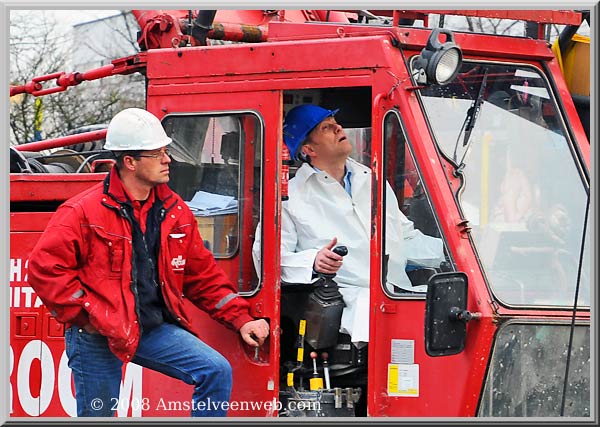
[135,148,170,160]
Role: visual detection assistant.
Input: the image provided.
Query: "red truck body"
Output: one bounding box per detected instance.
[9,9,590,418]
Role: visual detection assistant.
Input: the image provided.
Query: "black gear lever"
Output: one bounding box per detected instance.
[319,245,348,280]
[333,245,348,257]
[304,245,348,350]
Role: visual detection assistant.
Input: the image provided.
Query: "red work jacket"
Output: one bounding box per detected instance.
[28,168,254,361]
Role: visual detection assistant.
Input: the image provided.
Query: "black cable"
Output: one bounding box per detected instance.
[559,194,589,416]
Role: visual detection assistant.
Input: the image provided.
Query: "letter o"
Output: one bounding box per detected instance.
[58,351,76,417]
[17,340,55,416]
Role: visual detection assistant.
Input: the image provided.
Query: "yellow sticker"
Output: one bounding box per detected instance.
[298,319,306,336]
[388,364,399,394]
[297,347,304,362]
[287,372,294,387]
[388,363,420,397]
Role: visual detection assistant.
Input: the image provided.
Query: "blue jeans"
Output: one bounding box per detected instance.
[65,322,232,417]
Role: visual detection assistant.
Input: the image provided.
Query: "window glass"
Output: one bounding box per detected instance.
[346,126,371,167]
[163,113,262,292]
[418,61,589,307]
[478,322,590,416]
[382,112,452,296]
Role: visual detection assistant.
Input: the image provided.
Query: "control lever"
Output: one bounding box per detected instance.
[303,245,348,350]
[319,245,348,281]
[333,245,348,257]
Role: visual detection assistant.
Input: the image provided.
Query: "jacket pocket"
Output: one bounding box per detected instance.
[87,226,128,279]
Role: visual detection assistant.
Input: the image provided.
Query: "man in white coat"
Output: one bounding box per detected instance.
[253,104,445,345]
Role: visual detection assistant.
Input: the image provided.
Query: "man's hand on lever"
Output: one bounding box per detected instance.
[239,318,270,347]
[314,237,344,275]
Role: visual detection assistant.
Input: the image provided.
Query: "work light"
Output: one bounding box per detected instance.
[412,28,462,85]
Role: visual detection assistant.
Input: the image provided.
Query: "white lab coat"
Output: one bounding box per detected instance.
[253,158,444,343]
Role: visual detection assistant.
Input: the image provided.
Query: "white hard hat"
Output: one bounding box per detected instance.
[104,108,172,151]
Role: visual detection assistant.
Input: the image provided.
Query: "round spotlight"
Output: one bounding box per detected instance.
[432,46,462,85]
[412,28,463,86]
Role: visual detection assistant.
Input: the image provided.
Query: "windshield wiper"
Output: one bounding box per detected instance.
[453,67,489,172]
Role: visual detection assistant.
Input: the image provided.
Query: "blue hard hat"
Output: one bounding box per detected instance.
[283,105,339,160]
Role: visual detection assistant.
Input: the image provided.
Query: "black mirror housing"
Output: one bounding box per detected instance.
[424,272,468,356]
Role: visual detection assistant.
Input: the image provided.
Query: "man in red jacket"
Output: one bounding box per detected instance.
[27,108,269,417]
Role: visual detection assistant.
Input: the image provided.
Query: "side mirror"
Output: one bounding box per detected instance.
[424,272,479,356]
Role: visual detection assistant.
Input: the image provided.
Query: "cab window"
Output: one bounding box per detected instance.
[418,61,590,307]
[163,113,262,293]
[382,111,452,297]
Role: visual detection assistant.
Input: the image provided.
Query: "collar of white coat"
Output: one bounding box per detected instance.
[294,158,371,186]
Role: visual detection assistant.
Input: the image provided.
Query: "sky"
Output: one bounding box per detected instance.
[50,9,120,26]
[11,9,121,34]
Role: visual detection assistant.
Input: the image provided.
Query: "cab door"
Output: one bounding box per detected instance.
[367,93,492,416]
[146,90,283,416]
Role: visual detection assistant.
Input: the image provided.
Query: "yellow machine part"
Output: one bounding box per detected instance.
[552,34,590,96]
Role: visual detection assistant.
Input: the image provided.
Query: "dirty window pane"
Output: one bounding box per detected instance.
[419,61,589,307]
[479,322,590,417]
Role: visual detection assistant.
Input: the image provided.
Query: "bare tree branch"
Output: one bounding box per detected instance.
[10,10,144,145]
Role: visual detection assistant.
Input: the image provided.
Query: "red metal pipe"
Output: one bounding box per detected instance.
[80,64,116,81]
[14,71,65,97]
[313,10,351,22]
[56,72,83,87]
[392,10,400,27]
[132,9,155,29]
[208,22,268,42]
[11,64,117,98]
[133,10,189,30]
[15,129,108,152]
[10,81,42,97]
